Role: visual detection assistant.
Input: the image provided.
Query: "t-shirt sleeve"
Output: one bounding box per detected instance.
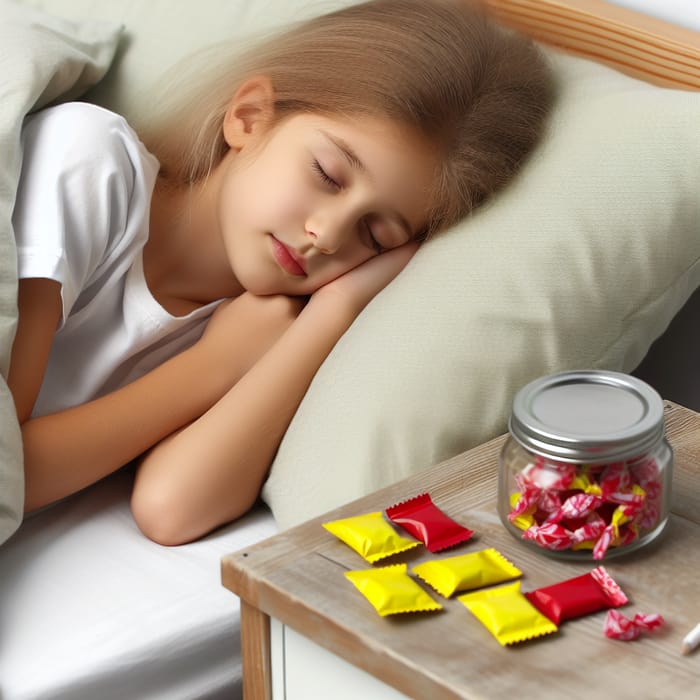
[12,102,158,322]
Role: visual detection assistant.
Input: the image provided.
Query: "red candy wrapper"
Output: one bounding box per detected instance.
[604,609,664,640]
[524,566,628,625]
[386,493,474,553]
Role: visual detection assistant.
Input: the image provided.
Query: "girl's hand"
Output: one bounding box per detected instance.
[310,242,419,316]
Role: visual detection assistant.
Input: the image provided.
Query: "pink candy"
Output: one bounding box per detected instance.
[570,515,606,545]
[592,525,615,560]
[522,522,573,551]
[519,457,577,491]
[599,462,631,497]
[548,493,603,522]
[508,455,663,559]
[604,609,664,640]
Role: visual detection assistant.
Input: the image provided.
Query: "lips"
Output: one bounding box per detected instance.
[270,236,307,276]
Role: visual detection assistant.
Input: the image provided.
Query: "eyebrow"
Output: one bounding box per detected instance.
[318,129,414,241]
[319,129,365,172]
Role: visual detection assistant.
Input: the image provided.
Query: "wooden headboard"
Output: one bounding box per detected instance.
[481,0,700,90]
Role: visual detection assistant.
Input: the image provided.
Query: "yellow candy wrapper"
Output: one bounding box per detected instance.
[509,492,535,530]
[413,548,522,597]
[458,580,558,645]
[345,564,443,617]
[323,511,420,563]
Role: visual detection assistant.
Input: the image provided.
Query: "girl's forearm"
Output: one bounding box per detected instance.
[22,345,220,512]
[131,294,356,544]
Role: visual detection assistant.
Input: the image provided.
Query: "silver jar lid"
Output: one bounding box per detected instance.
[509,370,665,463]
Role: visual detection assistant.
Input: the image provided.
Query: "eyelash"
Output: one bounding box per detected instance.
[312,159,340,189]
[365,221,385,254]
[312,159,385,255]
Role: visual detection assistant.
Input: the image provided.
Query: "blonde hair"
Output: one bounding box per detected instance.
[146,0,554,237]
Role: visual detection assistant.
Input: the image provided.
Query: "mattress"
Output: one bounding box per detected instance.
[0,469,278,700]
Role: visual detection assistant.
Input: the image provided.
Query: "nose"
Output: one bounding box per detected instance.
[305,208,353,254]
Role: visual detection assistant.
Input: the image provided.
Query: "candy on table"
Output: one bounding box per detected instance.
[412,547,522,597]
[322,511,419,563]
[524,566,628,625]
[344,563,443,617]
[604,609,664,640]
[325,502,663,650]
[458,580,558,646]
[385,492,474,553]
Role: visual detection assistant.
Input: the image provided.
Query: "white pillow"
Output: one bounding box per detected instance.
[0,0,121,546]
[263,48,700,527]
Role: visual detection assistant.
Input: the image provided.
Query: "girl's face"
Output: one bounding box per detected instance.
[214,105,439,296]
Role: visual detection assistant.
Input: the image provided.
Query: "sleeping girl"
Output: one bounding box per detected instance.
[8,0,554,544]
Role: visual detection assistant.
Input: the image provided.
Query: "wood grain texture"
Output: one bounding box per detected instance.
[223,401,700,699]
[480,0,700,89]
[238,600,272,700]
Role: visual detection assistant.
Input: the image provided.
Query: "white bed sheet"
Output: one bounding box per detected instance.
[0,469,278,700]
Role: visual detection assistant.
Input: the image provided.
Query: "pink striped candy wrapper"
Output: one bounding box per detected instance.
[604,609,665,640]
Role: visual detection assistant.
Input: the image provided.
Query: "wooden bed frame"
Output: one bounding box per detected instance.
[482,0,700,89]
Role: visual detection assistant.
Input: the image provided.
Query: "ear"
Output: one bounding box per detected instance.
[223,76,275,150]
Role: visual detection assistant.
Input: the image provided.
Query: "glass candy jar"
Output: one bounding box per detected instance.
[498,370,672,560]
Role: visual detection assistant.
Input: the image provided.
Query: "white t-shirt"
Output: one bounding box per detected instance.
[13,102,220,417]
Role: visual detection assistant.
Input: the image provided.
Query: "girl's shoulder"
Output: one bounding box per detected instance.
[15,102,160,302]
[23,102,159,178]
[28,102,131,135]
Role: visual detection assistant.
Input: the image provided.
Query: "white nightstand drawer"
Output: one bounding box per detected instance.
[270,619,410,700]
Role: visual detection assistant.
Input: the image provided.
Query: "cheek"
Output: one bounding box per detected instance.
[247,165,311,228]
[275,189,309,226]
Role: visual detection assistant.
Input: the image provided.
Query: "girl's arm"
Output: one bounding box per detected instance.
[9,279,63,424]
[9,280,302,512]
[130,243,418,545]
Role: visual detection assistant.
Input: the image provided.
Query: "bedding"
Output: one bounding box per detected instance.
[0,0,121,546]
[0,469,278,699]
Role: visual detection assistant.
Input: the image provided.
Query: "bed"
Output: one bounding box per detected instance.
[0,470,277,699]
[1,1,699,698]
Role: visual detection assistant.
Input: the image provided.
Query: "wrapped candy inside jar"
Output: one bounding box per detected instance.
[498,370,672,560]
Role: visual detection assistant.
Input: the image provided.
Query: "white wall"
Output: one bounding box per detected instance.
[605,0,700,31]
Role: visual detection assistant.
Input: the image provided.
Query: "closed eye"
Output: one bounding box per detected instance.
[312,159,340,189]
[311,157,385,254]
[364,220,385,255]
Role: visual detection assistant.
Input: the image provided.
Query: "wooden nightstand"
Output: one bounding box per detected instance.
[221,401,700,699]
